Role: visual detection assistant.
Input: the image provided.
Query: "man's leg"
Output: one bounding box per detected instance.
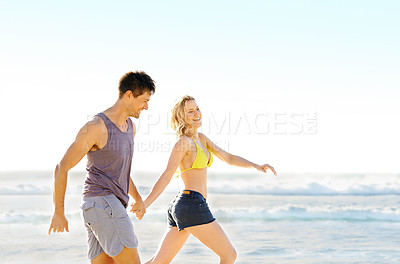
[91,247,140,264]
[92,252,114,264]
[112,247,140,264]
[83,195,140,264]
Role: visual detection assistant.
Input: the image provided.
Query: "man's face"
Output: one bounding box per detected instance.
[129,91,151,119]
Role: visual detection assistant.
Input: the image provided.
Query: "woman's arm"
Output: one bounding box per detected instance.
[136,137,190,211]
[200,133,277,176]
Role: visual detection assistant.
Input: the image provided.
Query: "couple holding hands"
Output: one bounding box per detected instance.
[49,71,276,264]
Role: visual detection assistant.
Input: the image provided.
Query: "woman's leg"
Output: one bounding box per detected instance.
[146,226,190,264]
[186,221,237,264]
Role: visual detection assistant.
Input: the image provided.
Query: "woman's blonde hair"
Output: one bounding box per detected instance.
[170,95,196,137]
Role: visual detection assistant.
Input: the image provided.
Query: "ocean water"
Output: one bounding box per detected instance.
[0,171,399,264]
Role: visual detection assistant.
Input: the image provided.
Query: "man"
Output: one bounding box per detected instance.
[49,71,156,264]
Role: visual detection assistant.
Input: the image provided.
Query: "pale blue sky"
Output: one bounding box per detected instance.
[0,1,399,173]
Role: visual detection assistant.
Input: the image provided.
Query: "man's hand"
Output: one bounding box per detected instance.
[130,200,146,220]
[48,213,69,234]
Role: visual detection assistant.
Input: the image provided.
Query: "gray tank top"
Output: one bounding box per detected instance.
[82,112,134,208]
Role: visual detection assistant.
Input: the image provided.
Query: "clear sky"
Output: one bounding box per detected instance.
[0,0,399,173]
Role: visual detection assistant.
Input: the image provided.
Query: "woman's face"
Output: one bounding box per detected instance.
[184,100,202,129]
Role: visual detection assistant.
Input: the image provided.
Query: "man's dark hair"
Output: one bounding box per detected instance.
[118,71,156,98]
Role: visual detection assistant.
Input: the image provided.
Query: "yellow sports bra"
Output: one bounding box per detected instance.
[177,137,213,174]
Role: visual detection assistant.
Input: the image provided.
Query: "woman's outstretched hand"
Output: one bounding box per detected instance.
[256,164,277,176]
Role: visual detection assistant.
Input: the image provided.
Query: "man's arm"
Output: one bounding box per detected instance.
[48,118,102,234]
[129,177,145,220]
[127,120,146,219]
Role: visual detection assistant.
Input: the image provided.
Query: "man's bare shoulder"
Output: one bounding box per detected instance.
[78,115,106,137]
[88,115,105,126]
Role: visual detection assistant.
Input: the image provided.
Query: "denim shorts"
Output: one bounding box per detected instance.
[81,194,138,261]
[167,190,216,231]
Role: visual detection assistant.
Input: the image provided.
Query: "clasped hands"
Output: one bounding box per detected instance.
[130,200,146,220]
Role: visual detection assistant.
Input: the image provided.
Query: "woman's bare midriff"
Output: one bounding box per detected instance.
[180,168,208,199]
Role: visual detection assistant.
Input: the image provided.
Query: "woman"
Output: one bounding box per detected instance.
[133,95,277,264]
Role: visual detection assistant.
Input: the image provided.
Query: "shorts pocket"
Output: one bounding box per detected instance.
[198,201,210,213]
[81,201,97,226]
[198,201,214,221]
[99,197,113,218]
